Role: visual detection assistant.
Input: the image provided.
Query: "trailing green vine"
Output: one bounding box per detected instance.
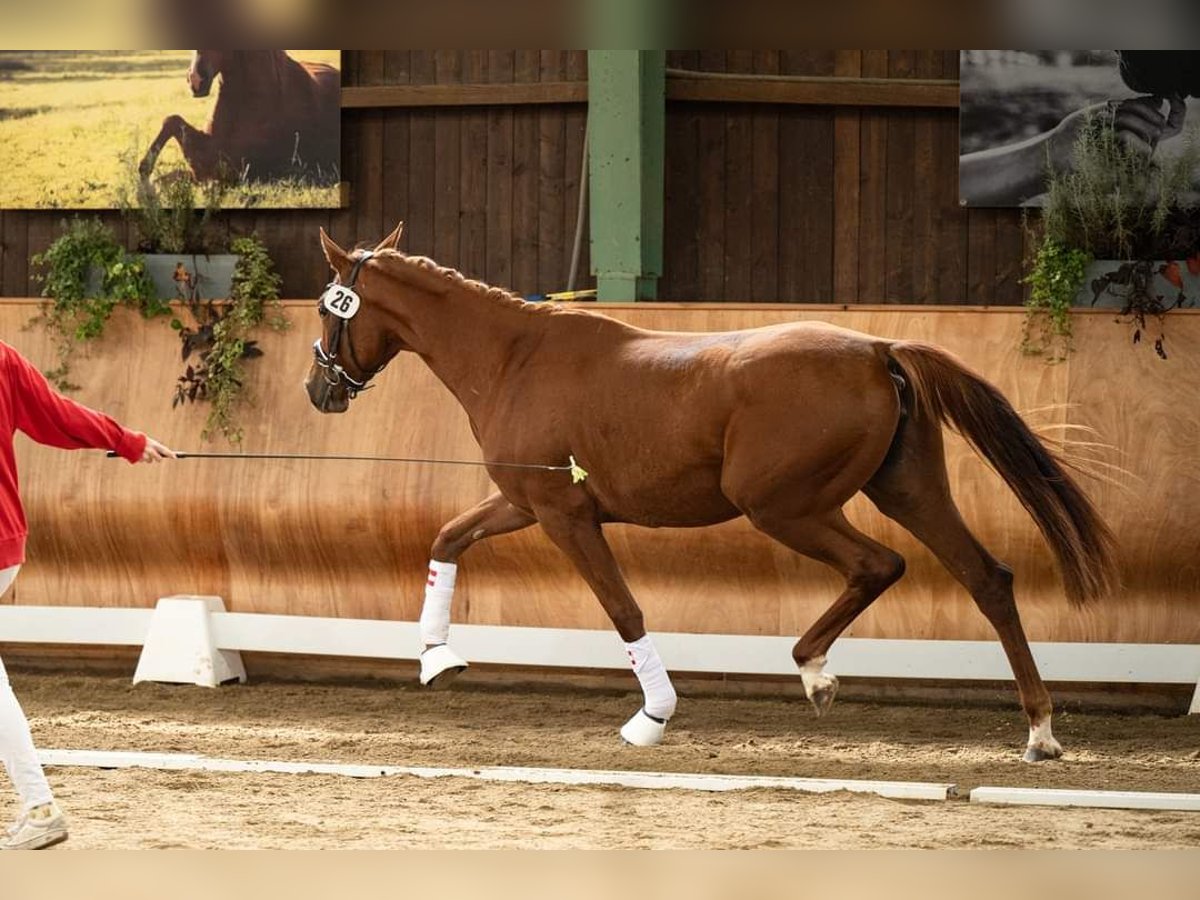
[172,234,289,443]
[31,217,168,390]
[1021,233,1091,361]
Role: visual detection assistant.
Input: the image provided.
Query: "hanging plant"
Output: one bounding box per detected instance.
[171,234,289,443]
[1020,232,1091,362]
[30,217,169,390]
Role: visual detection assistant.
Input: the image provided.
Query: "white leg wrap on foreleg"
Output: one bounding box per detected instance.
[619,635,677,746]
[418,561,468,687]
[419,561,457,646]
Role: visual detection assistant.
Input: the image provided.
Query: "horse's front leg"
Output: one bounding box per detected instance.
[418,492,536,688]
[536,509,677,747]
[139,115,220,180]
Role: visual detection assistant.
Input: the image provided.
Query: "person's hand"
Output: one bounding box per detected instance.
[1111,94,1187,154]
[140,437,177,463]
[1048,95,1187,170]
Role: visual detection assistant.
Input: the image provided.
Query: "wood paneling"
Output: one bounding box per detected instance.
[3,302,1197,647]
[0,50,1026,309]
[664,70,959,108]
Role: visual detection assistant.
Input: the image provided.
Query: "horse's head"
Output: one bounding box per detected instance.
[305,223,406,414]
[188,50,225,97]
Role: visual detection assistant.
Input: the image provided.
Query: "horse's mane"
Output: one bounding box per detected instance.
[374,249,555,316]
[210,51,296,129]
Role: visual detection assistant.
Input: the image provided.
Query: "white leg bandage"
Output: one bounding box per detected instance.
[0,566,54,810]
[624,635,677,721]
[419,560,457,647]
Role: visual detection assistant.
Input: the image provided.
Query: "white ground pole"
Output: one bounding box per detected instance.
[970,786,1200,813]
[37,748,957,801]
[0,598,1196,705]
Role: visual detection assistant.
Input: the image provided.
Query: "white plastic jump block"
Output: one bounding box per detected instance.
[133,596,246,688]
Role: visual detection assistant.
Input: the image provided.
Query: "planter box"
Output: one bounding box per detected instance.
[143,254,239,302]
[1077,259,1199,310]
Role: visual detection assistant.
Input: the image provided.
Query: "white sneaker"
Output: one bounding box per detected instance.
[2,802,68,850]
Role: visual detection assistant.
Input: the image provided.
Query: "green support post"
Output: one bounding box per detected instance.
[587,50,665,301]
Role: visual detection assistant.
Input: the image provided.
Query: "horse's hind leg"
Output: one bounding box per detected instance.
[864,416,1060,762]
[748,509,906,716]
[419,491,536,688]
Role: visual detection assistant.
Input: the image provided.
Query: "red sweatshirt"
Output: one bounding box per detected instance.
[0,341,146,568]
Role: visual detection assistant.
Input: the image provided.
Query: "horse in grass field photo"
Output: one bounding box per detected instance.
[305,222,1118,764]
[139,50,340,185]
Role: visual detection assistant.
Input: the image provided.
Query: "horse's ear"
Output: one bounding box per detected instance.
[319,228,351,275]
[374,222,404,253]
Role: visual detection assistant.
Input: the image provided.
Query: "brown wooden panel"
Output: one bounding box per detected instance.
[511,51,541,298]
[665,71,959,108]
[4,302,1195,647]
[433,52,464,270]
[909,53,942,304]
[857,51,889,303]
[722,52,755,300]
[352,53,386,248]
[695,97,726,299]
[2,212,28,297]
[536,52,567,294]
[459,54,488,280]
[380,53,412,246]
[778,52,834,303]
[485,52,515,290]
[934,83,969,304]
[749,51,780,302]
[994,209,1027,306]
[342,81,587,108]
[832,51,862,303]
[967,209,998,305]
[406,52,437,259]
[884,52,916,304]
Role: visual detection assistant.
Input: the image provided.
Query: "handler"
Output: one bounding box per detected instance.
[0,339,175,850]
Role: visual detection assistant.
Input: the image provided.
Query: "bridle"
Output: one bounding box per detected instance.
[313,251,386,399]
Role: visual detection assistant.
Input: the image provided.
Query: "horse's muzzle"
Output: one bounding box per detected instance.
[189,73,214,98]
[304,365,350,414]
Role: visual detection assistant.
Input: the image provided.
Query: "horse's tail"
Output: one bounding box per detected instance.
[887,341,1117,606]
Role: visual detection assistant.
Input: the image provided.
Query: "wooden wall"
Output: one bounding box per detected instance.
[0,51,1026,305]
[2,302,1196,647]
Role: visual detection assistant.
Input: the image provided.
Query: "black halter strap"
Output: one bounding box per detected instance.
[314,251,384,398]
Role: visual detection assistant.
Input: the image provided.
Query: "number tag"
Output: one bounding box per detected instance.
[322,285,361,319]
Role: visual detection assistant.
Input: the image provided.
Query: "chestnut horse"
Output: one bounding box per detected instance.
[139,51,339,183]
[306,223,1117,762]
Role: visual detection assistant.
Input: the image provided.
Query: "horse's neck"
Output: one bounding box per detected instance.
[211,52,292,124]
[391,278,537,420]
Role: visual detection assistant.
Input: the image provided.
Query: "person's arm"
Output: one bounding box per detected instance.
[7,349,171,463]
[959,129,1059,207]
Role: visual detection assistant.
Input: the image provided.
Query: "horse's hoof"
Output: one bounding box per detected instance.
[1022,741,1063,763]
[620,709,666,747]
[809,675,839,717]
[419,644,468,689]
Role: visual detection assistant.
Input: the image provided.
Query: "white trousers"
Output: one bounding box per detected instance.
[0,565,54,810]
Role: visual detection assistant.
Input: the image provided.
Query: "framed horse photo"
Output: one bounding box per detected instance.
[0,50,343,209]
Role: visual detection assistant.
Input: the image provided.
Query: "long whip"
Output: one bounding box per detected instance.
[105,450,590,483]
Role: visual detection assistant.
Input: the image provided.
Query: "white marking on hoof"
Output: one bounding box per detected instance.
[419,644,468,688]
[799,655,839,715]
[619,709,667,747]
[1023,719,1063,763]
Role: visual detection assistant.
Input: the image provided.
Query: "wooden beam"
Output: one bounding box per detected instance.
[666,69,959,109]
[341,81,587,109]
[341,72,959,111]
